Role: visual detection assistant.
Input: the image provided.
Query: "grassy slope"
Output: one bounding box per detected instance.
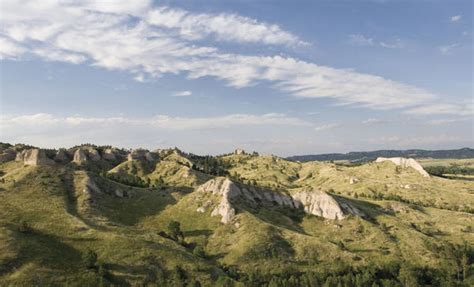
[0,154,473,285]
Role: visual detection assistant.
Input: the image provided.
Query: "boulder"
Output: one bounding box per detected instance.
[234,148,246,155]
[375,157,430,177]
[115,189,124,198]
[349,177,359,184]
[16,149,53,166]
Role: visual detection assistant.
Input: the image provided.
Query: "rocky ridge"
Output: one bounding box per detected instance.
[196,177,360,223]
[375,157,430,177]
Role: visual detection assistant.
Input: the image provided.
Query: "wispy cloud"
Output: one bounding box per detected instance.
[451,15,462,22]
[0,113,311,131]
[0,1,462,114]
[379,38,404,49]
[348,34,374,46]
[147,7,307,46]
[362,118,388,125]
[349,34,404,49]
[439,43,459,55]
[173,90,192,97]
[314,123,340,132]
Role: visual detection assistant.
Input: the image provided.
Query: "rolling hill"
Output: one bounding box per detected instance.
[0,143,473,286]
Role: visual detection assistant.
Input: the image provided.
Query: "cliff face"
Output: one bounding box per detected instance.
[15,149,53,166]
[196,177,359,224]
[375,157,430,177]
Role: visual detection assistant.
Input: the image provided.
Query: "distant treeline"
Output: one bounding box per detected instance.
[425,165,474,176]
[287,148,474,162]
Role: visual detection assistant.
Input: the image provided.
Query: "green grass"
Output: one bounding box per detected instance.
[1,150,473,286]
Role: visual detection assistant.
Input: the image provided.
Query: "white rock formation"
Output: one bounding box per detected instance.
[15,149,53,166]
[375,157,430,177]
[196,177,360,224]
[349,177,359,184]
[234,148,246,155]
[127,149,156,162]
[88,149,101,161]
[73,148,88,164]
[292,190,345,220]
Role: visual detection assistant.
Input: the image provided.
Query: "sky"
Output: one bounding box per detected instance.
[0,0,472,156]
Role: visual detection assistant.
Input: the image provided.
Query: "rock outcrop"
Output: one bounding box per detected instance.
[88,149,101,161]
[73,148,88,164]
[196,177,360,224]
[291,190,345,220]
[127,149,156,162]
[102,148,117,161]
[375,157,430,177]
[15,149,53,166]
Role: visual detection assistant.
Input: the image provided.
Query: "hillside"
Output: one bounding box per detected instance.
[0,144,473,286]
[288,148,474,162]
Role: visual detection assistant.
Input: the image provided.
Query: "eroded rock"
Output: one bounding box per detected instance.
[15,149,53,166]
[196,177,360,224]
[375,157,430,177]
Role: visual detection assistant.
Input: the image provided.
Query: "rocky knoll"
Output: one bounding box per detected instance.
[196,177,359,223]
[15,149,53,166]
[127,149,156,162]
[73,147,102,164]
[375,157,430,177]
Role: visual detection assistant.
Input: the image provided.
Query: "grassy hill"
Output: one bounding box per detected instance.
[0,144,473,286]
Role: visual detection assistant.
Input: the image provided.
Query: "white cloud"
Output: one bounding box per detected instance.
[451,15,462,22]
[314,123,340,132]
[348,34,374,46]
[0,1,458,113]
[0,113,310,131]
[362,118,388,125]
[439,43,459,55]
[379,38,404,49]
[173,90,192,97]
[406,101,473,116]
[147,7,307,46]
[427,117,471,125]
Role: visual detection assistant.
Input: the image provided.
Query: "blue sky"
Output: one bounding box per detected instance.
[0,0,472,156]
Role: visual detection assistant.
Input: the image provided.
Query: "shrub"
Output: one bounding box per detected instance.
[82,249,98,269]
[18,220,31,233]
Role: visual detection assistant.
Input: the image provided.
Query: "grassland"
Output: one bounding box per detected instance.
[0,148,473,286]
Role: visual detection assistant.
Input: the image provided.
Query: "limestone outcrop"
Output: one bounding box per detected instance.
[196,177,359,224]
[127,149,156,162]
[375,157,430,177]
[73,148,88,164]
[72,147,102,164]
[15,149,53,166]
[291,190,345,220]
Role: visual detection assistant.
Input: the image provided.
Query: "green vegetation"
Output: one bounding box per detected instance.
[0,144,473,286]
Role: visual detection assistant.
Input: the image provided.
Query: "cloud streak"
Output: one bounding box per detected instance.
[0,1,463,114]
[0,113,311,131]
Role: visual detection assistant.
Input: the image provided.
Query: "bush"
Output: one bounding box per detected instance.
[18,220,31,233]
[82,249,98,269]
[193,245,206,258]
